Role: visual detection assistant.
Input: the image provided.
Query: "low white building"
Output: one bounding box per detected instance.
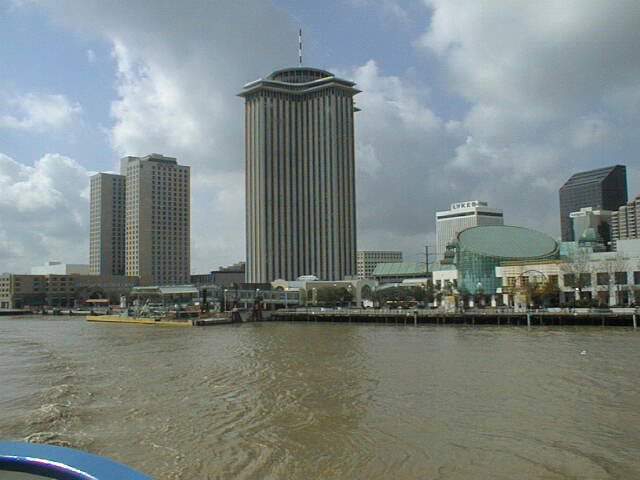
[432,263,458,291]
[495,244,640,307]
[271,277,377,306]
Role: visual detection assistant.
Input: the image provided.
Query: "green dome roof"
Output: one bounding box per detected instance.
[458,225,558,259]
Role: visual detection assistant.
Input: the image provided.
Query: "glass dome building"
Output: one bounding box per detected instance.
[454,225,560,294]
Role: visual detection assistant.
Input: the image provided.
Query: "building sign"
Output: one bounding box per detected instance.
[451,200,487,210]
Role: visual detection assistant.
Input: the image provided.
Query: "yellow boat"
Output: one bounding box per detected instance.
[86,315,193,327]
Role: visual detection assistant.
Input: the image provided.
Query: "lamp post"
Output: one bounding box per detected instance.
[223,289,228,312]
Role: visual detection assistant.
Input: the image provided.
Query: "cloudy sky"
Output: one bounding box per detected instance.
[1,0,639,274]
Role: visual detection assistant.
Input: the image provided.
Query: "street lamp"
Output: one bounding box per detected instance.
[476,281,483,307]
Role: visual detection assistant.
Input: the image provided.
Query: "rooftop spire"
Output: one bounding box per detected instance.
[298,28,303,66]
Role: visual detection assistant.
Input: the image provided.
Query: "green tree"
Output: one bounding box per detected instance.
[316,286,353,306]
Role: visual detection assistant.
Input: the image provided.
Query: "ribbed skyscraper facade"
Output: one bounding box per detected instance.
[240,67,359,282]
[89,173,126,276]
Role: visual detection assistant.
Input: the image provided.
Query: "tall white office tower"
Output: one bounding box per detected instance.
[240,67,360,282]
[121,154,190,286]
[89,173,126,275]
[436,201,504,260]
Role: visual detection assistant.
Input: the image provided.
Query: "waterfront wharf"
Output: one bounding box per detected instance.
[271,309,640,328]
[0,309,32,316]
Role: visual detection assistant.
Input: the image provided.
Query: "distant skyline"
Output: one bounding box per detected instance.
[1,0,639,273]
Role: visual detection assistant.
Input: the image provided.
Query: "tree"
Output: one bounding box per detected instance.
[598,253,632,306]
[316,286,353,307]
[372,286,425,305]
[424,285,435,304]
[560,248,593,303]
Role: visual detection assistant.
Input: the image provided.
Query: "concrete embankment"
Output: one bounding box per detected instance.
[271,309,639,327]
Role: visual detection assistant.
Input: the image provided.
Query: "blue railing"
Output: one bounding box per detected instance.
[0,442,152,479]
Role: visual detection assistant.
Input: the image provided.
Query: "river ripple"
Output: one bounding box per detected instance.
[1,316,639,479]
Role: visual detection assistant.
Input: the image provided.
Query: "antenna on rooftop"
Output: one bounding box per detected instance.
[298,28,303,66]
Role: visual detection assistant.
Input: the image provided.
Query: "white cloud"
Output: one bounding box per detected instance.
[0,93,82,132]
[4,0,639,274]
[0,153,90,273]
[86,48,96,64]
[34,0,297,272]
[346,0,410,23]
[569,114,610,149]
[410,0,640,235]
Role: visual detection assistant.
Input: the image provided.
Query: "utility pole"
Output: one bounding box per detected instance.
[425,245,430,276]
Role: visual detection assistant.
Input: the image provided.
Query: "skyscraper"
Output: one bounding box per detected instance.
[610,194,640,241]
[121,154,190,286]
[240,67,360,282]
[436,200,504,261]
[89,173,126,275]
[559,165,627,241]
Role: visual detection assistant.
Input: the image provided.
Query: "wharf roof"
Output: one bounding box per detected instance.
[457,225,559,260]
[372,262,426,276]
[131,285,198,296]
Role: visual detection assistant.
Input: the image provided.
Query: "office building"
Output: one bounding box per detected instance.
[0,273,138,309]
[90,173,126,275]
[559,165,627,241]
[32,261,90,276]
[611,194,640,241]
[211,261,246,287]
[569,207,612,248]
[240,67,359,282]
[436,200,504,261]
[190,262,246,288]
[121,154,190,286]
[356,251,403,279]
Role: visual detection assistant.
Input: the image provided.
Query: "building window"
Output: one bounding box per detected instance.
[579,273,591,287]
[596,273,609,286]
[563,274,575,287]
[614,272,627,285]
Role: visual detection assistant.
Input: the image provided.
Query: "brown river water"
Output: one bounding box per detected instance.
[1,316,639,479]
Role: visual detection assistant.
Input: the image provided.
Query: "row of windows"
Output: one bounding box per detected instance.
[507,272,640,287]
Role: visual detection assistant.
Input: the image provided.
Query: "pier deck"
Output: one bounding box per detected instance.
[271,309,639,327]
